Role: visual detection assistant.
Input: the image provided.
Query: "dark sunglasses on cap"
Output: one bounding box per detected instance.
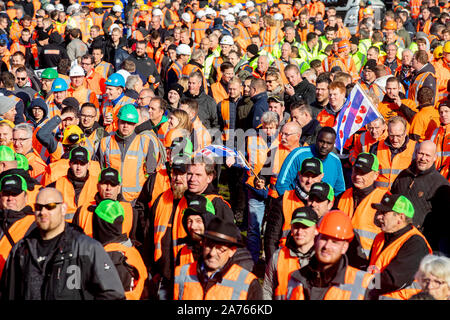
[35,202,63,211]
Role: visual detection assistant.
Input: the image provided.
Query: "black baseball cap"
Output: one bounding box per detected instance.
[0,174,27,195]
[69,146,89,164]
[98,167,121,186]
[354,152,379,174]
[183,194,216,217]
[291,206,319,227]
[309,182,334,202]
[300,158,323,176]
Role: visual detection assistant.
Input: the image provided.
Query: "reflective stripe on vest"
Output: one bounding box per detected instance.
[175,262,254,300]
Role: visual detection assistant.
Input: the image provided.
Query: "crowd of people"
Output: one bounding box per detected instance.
[0,0,448,301]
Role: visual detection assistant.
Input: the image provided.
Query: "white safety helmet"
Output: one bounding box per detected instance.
[176,44,191,56]
[69,65,85,77]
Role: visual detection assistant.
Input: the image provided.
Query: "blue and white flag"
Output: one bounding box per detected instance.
[334,83,383,152]
[197,145,250,169]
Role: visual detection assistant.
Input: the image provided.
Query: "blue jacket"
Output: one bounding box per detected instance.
[275,144,346,196]
[250,92,269,129]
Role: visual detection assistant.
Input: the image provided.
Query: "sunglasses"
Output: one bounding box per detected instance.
[35,202,63,211]
[17,77,27,81]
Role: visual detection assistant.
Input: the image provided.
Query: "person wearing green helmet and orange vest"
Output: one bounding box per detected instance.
[367,194,432,300]
[286,210,376,300]
[100,73,136,133]
[92,199,147,300]
[97,104,158,202]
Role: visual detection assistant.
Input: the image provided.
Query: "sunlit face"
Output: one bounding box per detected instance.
[351,168,378,189]
[167,90,180,105]
[203,239,236,272]
[167,114,180,130]
[298,172,323,192]
[34,191,67,237]
[148,100,164,123]
[315,234,349,265]
[265,76,278,92]
[367,48,379,61]
[21,30,31,42]
[187,164,213,194]
[268,101,284,121]
[291,223,318,247]
[261,122,278,137]
[41,78,54,92]
[228,82,241,100]
[15,71,28,88]
[285,69,301,87]
[329,88,346,111]
[92,49,103,64]
[98,182,121,200]
[367,119,386,140]
[81,58,93,74]
[186,215,204,241]
[374,210,403,233]
[285,28,295,42]
[70,75,85,88]
[315,81,329,103]
[415,143,436,172]
[105,86,122,100]
[418,272,450,300]
[257,57,269,73]
[32,107,44,122]
[13,129,32,154]
[388,121,407,149]
[243,79,252,96]
[80,106,97,129]
[118,119,137,137]
[69,160,89,178]
[188,77,202,94]
[0,125,12,146]
[221,68,234,83]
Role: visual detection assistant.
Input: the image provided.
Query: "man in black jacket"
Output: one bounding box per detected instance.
[283,64,316,111]
[127,40,160,93]
[290,101,322,147]
[1,187,125,300]
[391,140,450,250]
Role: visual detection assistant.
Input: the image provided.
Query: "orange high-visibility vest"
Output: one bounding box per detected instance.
[410,0,422,19]
[317,108,337,127]
[24,149,48,183]
[94,61,113,80]
[0,215,35,278]
[409,106,440,142]
[100,95,136,132]
[148,169,171,208]
[74,200,134,238]
[218,99,232,141]
[273,246,301,300]
[408,71,436,105]
[67,85,99,109]
[175,244,195,268]
[10,41,39,69]
[349,130,388,165]
[267,143,299,199]
[54,174,99,221]
[374,138,416,190]
[166,60,183,83]
[430,124,450,179]
[368,226,432,300]
[174,261,257,300]
[433,59,450,103]
[84,70,105,97]
[90,12,105,35]
[41,159,101,187]
[104,242,148,300]
[210,81,229,104]
[338,187,386,259]
[235,22,252,49]
[100,133,150,201]
[181,63,208,94]
[191,117,211,152]
[287,265,375,300]
[260,26,284,54]
[45,99,63,119]
[279,190,305,247]
[192,21,209,44]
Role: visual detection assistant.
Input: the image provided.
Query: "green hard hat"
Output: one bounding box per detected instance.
[15,153,29,171]
[41,68,58,80]
[0,146,15,162]
[95,199,125,224]
[117,104,139,124]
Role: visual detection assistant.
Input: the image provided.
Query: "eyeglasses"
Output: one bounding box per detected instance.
[13,137,31,143]
[35,202,63,211]
[80,114,96,119]
[16,77,27,81]
[421,278,446,288]
[265,79,276,83]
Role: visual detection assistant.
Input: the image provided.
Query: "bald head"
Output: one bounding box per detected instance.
[415,140,437,172]
[37,187,64,203]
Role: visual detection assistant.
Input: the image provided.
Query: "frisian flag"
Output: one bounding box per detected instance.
[334,83,383,152]
[197,145,250,169]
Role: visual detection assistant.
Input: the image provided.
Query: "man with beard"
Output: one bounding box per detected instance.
[143,156,190,300]
[127,41,160,93]
[276,127,346,197]
[286,210,375,300]
[310,74,331,119]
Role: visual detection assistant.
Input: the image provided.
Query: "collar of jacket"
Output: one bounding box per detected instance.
[324,103,339,116]
[352,184,375,202]
[383,224,413,246]
[302,119,319,137]
[115,130,137,143]
[0,206,34,226]
[184,183,219,199]
[407,161,437,177]
[293,181,309,203]
[81,121,100,137]
[385,135,409,154]
[197,254,236,286]
[250,91,268,103]
[111,93,125,106]
[184,89,203,99]
[417,103,433,111]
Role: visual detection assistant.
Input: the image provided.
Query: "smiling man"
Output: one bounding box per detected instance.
[287,210,375,300]
[391,140,450,248]
[276,126,346,196]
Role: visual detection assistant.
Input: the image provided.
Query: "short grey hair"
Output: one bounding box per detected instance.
[261,111,279,126]
[191,49,205,62]
[416,254,450,288]
[125,74,141,90]
[13,123,33,139]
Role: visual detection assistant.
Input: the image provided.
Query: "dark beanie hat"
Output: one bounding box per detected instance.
[168,43,177,51]
[49,32,62,44]
[169,83,184,97]
[62,97,80,109]
[247,44,259,56]
[37,30,50,41]
[364,59,378,72]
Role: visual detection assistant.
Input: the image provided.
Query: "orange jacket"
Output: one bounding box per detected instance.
[287,264,375,300]
[378,98,418,123]
[368,226,432,300]
[104,242,148,300]
[94,61,113,80]
[349,130,388,165]
[429,123,450,180]
[409,105,440,142]
[84,70,106,97]
[174,261,257,300]
[279,190,305,248]
[74,200,134,238]
[67,85,100,109]
[99,133,151,201]
[373,138,416,190]
[338,187,386,259]
[432,59,450,103]
[24,149,48,183]
[41,159,101,187]
[271,246,301,300]
[100,95,136,132]
[54,173,99,221]
[210,81,229,104]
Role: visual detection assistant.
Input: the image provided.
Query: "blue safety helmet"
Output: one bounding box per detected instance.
[51,78,69,92]
[105,73,125,87]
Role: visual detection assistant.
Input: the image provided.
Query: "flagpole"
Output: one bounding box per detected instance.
[237,151,266,190]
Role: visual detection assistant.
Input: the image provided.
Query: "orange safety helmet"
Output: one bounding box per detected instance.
[384,20,397,31]
[316,210,354,241]
[337,40,350,52]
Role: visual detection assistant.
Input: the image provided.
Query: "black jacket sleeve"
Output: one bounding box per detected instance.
[36,115,61,154]
[212,197,235,223]
[367,234,429,299]
[263,196,284,261]
[247,278,263,300]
